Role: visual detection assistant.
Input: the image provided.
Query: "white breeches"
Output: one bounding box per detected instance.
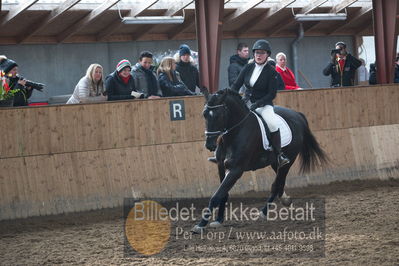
[254,105,279,132]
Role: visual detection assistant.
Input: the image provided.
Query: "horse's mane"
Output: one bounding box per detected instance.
[208,88,249,112]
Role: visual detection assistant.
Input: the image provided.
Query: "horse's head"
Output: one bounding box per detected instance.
[202,89,230,151]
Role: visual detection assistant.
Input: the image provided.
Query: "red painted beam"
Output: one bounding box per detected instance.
[372,0,398,84]
[195,0,224,93]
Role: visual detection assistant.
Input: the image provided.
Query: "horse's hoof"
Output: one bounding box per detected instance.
[279,192,292,206]
[191,225,205,234]
[210,221,223,228]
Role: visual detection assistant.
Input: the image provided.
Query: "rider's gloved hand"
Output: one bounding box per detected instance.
[250,102,259,111]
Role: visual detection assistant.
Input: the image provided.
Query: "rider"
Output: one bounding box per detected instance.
[231,39,290,168]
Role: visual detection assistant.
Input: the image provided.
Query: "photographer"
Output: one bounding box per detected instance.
[0,57,44,106]
[323,41,362,87]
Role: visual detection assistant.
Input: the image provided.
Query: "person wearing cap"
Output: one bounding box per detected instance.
[231,39,290,168]
[175,44,199,93]
[105,59,142,101]
[0,56,33,106]
[131,51,162,99]
[323,41,362,87]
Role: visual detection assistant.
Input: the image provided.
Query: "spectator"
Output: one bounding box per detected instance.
[323,41,362,87]
[0,55,8,71]
[394,55,399,83]
[231,39,289,168]
[105,59,142,101]
[357,58,369,86]
[175,44,199,93]
[228,43,249,93]
[275,52,300,90]
[132,51,162,99]
[67,64,107,104]
[157,56,195,97]
[0,57,34,106]
[369,63,377,85]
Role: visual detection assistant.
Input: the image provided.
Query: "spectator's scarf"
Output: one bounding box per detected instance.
[119,73,131,84]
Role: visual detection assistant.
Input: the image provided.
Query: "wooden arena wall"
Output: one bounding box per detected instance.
[0,84,398,220]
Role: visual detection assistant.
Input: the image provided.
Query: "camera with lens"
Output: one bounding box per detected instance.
[331,48,342,55]
[18,76,45,91]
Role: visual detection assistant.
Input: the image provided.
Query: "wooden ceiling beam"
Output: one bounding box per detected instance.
[131,0,193,41]
[267,0,328,36]
[167,15,195,40]
[57,0,121,43]
[224,0,264,22]
[18,0,81,44]
[304,0,358,33]
[328,5,372,35]
[236,0,295,36]
[0,0,39,27]
[96,0,159,41]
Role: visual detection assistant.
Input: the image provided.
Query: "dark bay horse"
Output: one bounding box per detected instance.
[192,88,328,233]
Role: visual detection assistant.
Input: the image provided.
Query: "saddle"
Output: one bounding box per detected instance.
[252,111,292,150]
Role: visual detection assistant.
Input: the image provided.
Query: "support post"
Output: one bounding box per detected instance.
[195,0,224,93]
[372,0,398,84]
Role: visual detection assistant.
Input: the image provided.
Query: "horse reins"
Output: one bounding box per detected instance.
[204,104,252,137]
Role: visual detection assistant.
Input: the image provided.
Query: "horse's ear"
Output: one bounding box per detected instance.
[200,86,210,102]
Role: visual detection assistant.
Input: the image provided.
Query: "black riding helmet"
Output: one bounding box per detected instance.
[252,39,271,55]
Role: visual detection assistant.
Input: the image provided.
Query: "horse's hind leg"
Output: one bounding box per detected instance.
[210,162,228,227]
[260,163,292,216]
[275,164,293,206]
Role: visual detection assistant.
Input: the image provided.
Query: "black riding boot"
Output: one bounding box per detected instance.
[270,129,290,168]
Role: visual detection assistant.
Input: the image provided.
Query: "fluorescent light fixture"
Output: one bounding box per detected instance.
[295,13,347,21]
[122,16,185,24]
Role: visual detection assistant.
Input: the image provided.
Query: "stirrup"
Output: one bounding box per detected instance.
[278,153,290,167]
[208,157,217,163]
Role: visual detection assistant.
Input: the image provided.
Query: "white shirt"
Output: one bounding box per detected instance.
[249,63,266,87]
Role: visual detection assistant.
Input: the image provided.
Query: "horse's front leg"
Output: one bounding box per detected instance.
[192,167,243,233]
[210,161,228,228]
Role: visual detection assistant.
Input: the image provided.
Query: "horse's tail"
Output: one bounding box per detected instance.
[298,112,329,174]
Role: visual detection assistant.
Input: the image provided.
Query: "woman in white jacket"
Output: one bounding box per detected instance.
[67,64,107,104]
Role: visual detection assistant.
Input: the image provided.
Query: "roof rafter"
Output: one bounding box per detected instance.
[167,14,195,40]
[328,4,372,35]
[224,0,264,22]
[236,0,295,36]
[0,0,39,27]
[131,0,194,41]
[304,0,358,33]
[266,0,328,36]
[57,0,121,43]
[96,0,159,41]
[18,0,81,44]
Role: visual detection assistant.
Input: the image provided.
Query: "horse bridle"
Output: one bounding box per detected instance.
[204,103,251,137]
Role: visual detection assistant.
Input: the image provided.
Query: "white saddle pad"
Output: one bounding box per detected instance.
[253,111,292,150]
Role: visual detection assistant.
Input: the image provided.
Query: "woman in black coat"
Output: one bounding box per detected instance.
[105,59,142,101]
[157,57,195,97]
[231,39,289,168]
